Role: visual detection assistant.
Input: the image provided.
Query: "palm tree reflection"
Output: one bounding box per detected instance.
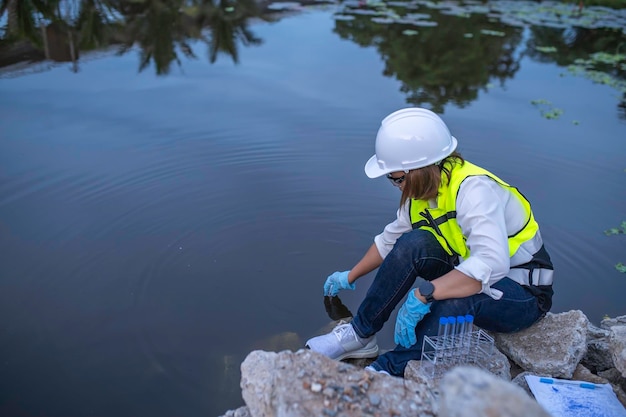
[117,0,200,75]
[112,0,268,73]
[0,0,266,74]
[194,0,264,64]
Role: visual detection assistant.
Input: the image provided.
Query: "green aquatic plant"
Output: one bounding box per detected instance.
[604,220,626,273]
[604,221,626,236]
[480,29,505,37]
[535,46,557,53]
[543,108,563,119]
[531,99,564,120]
[567,51,626,94]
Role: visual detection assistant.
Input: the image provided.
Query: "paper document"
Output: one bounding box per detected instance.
[525,374,626,417]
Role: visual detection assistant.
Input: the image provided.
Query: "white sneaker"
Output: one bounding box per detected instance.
[365,365,390,376]
[306,322,379,361]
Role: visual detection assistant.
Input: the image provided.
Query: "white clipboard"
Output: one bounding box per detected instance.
[525,374,626,417]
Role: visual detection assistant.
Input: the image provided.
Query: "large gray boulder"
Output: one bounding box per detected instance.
[610,326,626,378]
[237,349,549,417]
[438,366,551,417]
[240,349,435,417]
[602,315,626,329]
[582,323,613,372]
[493,310,588,378]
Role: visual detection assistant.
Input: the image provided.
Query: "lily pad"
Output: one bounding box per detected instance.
[411,20,438,27]
[535,46,557,53]
[267,2,301,11]
[480,29,505,37]
[371,17,395,24]
[333,14,355,21]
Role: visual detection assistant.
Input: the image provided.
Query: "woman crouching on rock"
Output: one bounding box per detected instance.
[306,107,554,377]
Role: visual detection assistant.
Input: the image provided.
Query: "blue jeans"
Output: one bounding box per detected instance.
[350,229,546,377]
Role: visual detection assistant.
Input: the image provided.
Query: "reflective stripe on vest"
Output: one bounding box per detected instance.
[409,161,539,259]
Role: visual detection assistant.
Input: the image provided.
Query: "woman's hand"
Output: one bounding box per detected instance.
[323,271,355,296]
[394,290,431,347]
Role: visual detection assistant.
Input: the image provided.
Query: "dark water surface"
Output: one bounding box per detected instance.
[1,1,626,416]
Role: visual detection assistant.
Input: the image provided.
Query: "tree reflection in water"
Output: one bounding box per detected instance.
[528,25,626,118]
[333,6,523,113]
[1,1,624,111]
[194,0,264,64]
[0,0,268,74]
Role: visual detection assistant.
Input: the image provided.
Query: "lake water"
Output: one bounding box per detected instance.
[1,1,625,416]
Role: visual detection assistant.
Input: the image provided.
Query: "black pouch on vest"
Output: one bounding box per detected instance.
[512,245,554,313]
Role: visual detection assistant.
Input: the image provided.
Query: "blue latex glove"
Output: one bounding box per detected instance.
[394,289,432,348]
[323,271,355,296]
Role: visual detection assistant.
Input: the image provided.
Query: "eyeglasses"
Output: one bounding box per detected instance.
[386,173,405,186]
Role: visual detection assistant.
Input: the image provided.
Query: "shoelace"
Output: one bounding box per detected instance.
[332,321,354,341]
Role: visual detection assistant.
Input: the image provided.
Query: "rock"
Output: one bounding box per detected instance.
[493,310,588,378]
[405,360,442,387]
[582,324,613,373]
[478,344,511,380]
[437,366,551,417]
[510,371,550,397]
[218,406,252,417]
[240,349,436,417]
[219,310,626,417]
[572,363,611,384]
[404,360,442,416]
[598,368,626,391]
[601,315,626,330]
[609,325,626,378]
[574,364,626,409]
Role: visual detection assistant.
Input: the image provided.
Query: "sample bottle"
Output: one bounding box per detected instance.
[455,315,466,355]
[464,314,475,362]
[446,316,457,363]
[437,316,449,340]
[436,316,448,363]
[465,314,474,333]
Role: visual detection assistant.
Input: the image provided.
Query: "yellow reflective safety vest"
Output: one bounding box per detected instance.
[409,161,538,260]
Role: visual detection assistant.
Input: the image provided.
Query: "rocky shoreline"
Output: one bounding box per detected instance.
[219,310,626,417]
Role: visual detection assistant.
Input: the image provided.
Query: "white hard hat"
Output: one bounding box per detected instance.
[364,108,458,178]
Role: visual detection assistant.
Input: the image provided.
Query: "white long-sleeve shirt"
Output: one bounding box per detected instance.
[373,175,544,299]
